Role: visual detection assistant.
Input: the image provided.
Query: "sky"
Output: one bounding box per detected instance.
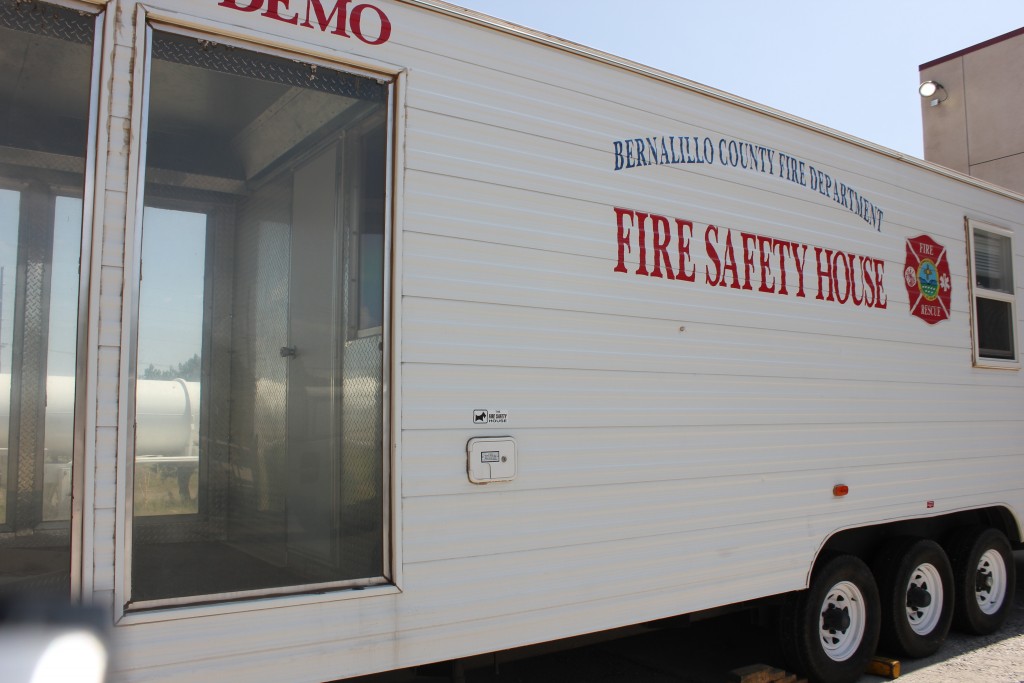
[453,1,1024,159]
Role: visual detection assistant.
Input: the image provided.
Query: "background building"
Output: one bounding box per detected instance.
[919,27,1024,194]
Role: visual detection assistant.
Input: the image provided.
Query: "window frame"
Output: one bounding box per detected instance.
[967,219,1020,369]
[0,0,105,602]
[121,18,397,612]
[132,196,224,528]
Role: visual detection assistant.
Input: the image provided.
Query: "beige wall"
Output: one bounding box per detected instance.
[920,28,1024,194]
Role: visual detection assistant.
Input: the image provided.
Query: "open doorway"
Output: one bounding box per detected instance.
[130,30,390,605]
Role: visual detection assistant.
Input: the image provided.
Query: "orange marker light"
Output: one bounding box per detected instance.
[833,485,849,497]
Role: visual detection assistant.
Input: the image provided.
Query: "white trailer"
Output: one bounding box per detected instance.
[0,1,1022,682]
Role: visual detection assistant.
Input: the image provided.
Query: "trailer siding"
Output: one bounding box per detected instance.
[45,1,1024,681]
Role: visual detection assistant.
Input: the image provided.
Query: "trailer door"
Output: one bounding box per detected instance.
[285,145,342,573]
[129,28,390,606]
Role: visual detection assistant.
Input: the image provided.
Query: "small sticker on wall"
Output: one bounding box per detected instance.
[473,409,508,424]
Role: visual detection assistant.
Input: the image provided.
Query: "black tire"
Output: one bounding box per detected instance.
[872,537,954,658]
[946,526,1016,635]
[779,553,881,683]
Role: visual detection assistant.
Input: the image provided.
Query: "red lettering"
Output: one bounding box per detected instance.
[832,251,850,304]
[610,208,882,314]
[721,230,741,289]
[757,235,775,293]
[613,207,633,274]
[635,212,650,276]
[219,0,391,45]
[262,0,299,23]
[791,243,807,298]
[862,257,876,307]
[350,3,392,45]
[774,240,791,295]
[740,232,756,291]
[675,219,696,282]
[301,0,351,35]
[849,254,864,306]
[218,0,264,9]
[705,225,721,286]
[815,247,834,301]
[874,258,887,309]
[650,214,674,279]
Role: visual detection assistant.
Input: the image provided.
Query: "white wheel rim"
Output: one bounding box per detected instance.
[906,562,943,635]
[976,549,1007,616]
[819,580,867,662]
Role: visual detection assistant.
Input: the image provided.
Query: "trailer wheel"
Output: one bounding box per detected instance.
[872,537,953,658]
[946,527,1016,635]
[779,553,880,683]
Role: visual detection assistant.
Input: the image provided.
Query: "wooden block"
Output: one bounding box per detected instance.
[729,664,787,683]
[865,656,901,679]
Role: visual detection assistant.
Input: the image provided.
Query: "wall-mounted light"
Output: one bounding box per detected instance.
[919,80,948,107]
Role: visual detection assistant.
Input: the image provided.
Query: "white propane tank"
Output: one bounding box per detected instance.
[0,375,199,461]
[135,378,200,459]
[0,374,76,460]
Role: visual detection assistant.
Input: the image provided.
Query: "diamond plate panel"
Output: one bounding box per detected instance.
[152,31,387,103]
[0,1,94,45]
[340,336,383,509]
[339,334,384,578]
[12,185,55,531]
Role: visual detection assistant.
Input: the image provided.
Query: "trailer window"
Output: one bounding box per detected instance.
[969,221,1018,366]
[130,31,390,604]
[0,2,97,598]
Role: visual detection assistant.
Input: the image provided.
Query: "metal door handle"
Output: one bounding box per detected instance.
[280,346,297,358]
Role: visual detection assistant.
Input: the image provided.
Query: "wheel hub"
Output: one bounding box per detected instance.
[904,562,944,636]
[818,579,867,662]
[975,549,1008,616]
[906,584,932,610]
[821,603,851,633]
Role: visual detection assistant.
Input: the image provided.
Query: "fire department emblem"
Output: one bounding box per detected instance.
[904,234,951,324]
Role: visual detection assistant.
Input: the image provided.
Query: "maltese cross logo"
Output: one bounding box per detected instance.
[904,235,952,325]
